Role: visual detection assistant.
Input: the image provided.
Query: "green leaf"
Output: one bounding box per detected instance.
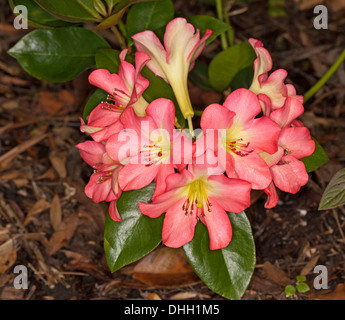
[208,42,256,91]
[296,282,310,293]
[10,0,77,28]
[34,0,101,22]
[300,137,328,173]
[95,48,121,73]
[141,66,186,128]
[104,183,164,273]
[285,285,296,298]
[319,168,345,210]
[189,60,214,91]
[296,275,307,283]
[126,0,174,38]
[183,211,256,300]
[187,15,230,45]
[230,66,254,90]
[8,27,110,82]
[83,88,108,120]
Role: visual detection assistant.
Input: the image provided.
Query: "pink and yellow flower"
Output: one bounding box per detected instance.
[76,140,123,221]
[132,17,213,119]
[248,38,303,111]
[139,154,252,250]
[80,49,151,142]
[199,88,281,190]
[106,98,193,199]
[259,97,315,208]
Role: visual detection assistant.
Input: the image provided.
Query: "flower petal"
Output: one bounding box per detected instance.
[118,162,160,191]
[200,103,235,131]
[85,173,116,203]
[76,141,106,167]
[270,97,304,128]
[109,200,122,222]
[278,126,315,159]
[223,88,261,127]
[226,151,272,190]
[132,30,168,81]
[199,199,232,250]
[88,69,130,96]
[264,182,279,209]
[162,198,198,248]
[271,155,309,193]
[152,164,175,200]
[207,174,252,213]
[145,98,175,134]
[242,115,281,154]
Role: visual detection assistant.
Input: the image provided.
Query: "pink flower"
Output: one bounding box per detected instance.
[80,49,151,142]
[105,98,193,199]
[248,38,303,111]
[198,88,281,190]
[259,97,315,208]
[132,17,213,119]
[139,155,252,250]
[76,140,123,221]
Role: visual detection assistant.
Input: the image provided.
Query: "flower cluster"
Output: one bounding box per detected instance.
[77,18,315,250]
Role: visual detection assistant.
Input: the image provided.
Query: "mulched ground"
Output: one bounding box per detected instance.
[0,0,344,300]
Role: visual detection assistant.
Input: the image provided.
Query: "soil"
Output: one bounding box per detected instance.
[0,0,344,300]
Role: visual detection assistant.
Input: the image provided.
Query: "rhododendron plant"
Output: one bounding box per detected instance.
[10,0,330,300]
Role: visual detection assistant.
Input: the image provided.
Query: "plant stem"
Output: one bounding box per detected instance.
[223,0,234,46]
[304,47,345,103]
[215,0,228,50]
[187,116,195,141]
[111,25,127,50]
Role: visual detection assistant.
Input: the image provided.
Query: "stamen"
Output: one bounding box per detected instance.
[181,180,212,216]
[227,137,253,157]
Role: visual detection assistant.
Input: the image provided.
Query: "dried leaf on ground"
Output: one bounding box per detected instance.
[263,261,291,287]
[0,239,17,274]
[132,247,200,288]
[47,212,79,256]
[49,152,67,179]
[310,284,345,300]
[50,195,62,231]
[23,199,50,226]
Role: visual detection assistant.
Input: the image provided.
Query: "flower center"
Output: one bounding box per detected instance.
[226,137,253,157]
[101,88,129,112]
[93,163,116,183]
[182,180,212,217]
[142,133,171,166]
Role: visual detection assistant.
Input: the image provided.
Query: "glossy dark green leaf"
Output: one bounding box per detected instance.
[319,168,345,210]
[104,183,164,273]
[8,27,110,82]
[300,137,328,173]
[183,211,256,300]
[189,60,214,91]
[10,0,76,28]
[208,42,256,91]
[187,15,230,45]
[126,0,174,38]
[230,66,254,90]
[95,48,121,73]
[83,88,108,120]
[34,0,101,22]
